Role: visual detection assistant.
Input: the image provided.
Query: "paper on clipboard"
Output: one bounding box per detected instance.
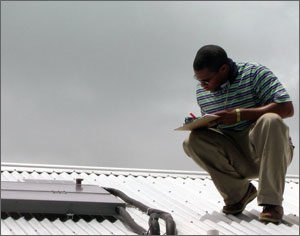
[174,114,219,131]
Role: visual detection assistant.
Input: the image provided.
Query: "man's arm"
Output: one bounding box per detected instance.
[212,102,294,125]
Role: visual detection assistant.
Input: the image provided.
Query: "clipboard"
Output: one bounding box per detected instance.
[174,114,219,131]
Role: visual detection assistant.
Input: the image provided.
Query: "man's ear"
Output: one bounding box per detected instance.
[219,64,229,73]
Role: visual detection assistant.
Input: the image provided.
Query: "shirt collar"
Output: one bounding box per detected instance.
[213,59,238,93]
[227,58,238,84]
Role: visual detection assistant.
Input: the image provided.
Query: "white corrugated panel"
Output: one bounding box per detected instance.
[1,163,299,235]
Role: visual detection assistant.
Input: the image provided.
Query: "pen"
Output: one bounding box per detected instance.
[189,112,197,119]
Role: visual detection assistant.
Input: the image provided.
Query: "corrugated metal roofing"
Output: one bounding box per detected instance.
[1,162,299,235]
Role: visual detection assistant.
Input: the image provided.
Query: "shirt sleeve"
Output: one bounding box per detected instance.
[252,64,291,105]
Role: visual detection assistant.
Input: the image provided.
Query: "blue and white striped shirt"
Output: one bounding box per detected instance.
[196,61,291,130]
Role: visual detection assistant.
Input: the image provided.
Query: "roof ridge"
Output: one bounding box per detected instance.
[1,162,210,179]
[1,162,299,181]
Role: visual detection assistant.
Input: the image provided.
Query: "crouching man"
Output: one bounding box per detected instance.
[183,45,294,223]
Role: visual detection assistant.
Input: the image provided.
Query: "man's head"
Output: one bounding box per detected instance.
[193,45,230,92]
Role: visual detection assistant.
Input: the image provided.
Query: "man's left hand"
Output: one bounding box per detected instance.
[210,109,237,126]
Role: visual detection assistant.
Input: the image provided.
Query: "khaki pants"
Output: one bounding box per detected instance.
[183,113,294,206]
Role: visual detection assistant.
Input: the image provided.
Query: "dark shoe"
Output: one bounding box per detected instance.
[259,205,283,224]
[222,183,257,215]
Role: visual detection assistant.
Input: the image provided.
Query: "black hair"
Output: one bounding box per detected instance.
[193,45,229,72]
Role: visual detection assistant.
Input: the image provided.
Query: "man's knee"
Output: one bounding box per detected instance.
[251,112,289,141]
[183,133,193,157]
[182,130,203,157]
[258,113,283,126]
[183,136,190,157]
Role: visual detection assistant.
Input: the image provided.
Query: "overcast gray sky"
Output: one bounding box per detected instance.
[1,1,299,174]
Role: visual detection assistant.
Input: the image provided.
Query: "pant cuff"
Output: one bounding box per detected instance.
[257,195,283,206]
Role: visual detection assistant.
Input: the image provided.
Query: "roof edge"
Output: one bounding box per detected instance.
[2,162,299,181]
[1,162,211,179]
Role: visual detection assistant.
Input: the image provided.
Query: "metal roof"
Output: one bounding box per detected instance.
[1,162,299,235]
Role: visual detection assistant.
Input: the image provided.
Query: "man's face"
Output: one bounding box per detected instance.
[194,64,229,92]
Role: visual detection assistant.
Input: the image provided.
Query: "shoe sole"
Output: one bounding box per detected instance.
[223,191,257,215]
[259,216,281,224]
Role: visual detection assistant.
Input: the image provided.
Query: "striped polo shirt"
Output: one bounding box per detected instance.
[196,60,292,131]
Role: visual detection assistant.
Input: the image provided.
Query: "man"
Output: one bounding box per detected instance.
[183,45,294,224]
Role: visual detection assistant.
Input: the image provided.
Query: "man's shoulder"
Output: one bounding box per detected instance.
[235,62,270,78]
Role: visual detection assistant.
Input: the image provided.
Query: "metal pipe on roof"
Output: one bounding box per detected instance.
[117,206,148,235]
[104,187,177,235]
